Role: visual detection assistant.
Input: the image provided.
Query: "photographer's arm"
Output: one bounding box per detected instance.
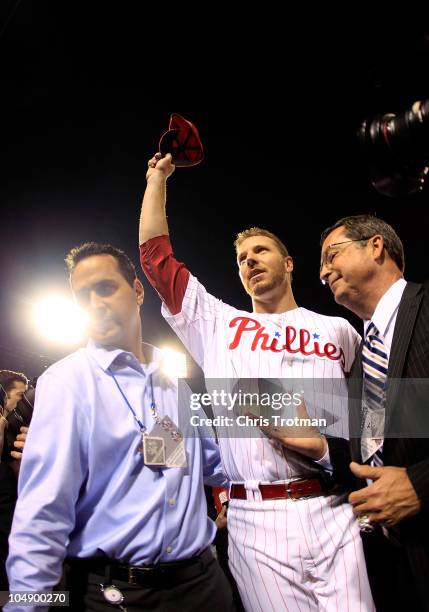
[8,426,29,478]
[0,414,7,458]
[10,426,28,461]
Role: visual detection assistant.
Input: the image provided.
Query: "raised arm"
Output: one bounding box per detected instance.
[139,152,175,244]
[138,152,222,366]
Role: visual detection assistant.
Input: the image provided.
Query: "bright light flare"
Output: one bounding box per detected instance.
[160,347,187,378]
[33,296,88,345]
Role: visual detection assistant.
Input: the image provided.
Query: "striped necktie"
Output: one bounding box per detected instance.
[361,322,388,464]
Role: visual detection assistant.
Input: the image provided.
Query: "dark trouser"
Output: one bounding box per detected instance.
[213,529,244,611]
[362,529,429,612]
[65,549,236,612]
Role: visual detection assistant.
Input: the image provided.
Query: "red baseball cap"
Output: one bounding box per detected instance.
[159,113,204,167]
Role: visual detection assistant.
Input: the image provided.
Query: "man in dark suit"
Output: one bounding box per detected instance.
[320,214,429,612]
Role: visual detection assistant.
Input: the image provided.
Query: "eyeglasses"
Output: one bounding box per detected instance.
[320,236,374,280]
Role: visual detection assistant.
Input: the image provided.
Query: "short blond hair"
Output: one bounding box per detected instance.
[234,227,290,258]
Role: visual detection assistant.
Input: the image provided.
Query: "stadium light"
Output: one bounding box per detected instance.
[160,347,187,378]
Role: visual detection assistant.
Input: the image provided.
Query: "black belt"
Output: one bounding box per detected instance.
[67,547,214,589]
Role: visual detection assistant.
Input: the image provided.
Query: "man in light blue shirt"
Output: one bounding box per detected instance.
[6,242,233,612]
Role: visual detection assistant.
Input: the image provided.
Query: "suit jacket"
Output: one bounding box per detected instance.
[328,281,429,603]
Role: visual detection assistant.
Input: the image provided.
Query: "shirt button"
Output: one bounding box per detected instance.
[168,498,175,507]
[166,546,173,553]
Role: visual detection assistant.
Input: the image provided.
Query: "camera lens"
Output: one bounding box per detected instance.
[358,99,429,196]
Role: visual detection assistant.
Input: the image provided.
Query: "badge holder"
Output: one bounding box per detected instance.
[141,416,187,468]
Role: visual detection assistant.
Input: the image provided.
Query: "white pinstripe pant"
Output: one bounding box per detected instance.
[227,489,375,612]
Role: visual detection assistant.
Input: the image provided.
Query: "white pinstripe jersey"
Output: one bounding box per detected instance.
[162,274,361,482]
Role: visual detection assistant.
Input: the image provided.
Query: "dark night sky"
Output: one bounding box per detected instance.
[1,2,428,377]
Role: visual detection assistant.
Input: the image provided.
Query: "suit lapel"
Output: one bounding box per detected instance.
[385,282,422,428]
[349,343,363,462]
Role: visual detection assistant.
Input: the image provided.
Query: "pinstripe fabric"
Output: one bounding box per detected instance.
[228,494,374,612]
[140,238,375,611]
[161,274,374,611]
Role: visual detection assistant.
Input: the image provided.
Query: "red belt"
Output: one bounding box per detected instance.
[230,478,324,501]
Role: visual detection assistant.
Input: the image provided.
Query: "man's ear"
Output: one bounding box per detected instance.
[284,256,294,273]
[134,279,144,306]
[371,234,384,260]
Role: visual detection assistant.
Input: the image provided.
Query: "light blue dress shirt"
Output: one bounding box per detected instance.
[6,340,227,608]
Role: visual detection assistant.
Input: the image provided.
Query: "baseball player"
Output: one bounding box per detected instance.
[138,153,374,611]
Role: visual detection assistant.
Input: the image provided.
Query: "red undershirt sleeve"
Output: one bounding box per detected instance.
[139,235,190,316]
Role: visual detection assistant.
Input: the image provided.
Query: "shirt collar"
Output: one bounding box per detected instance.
[364,278,407,338]
[86,338,164,376]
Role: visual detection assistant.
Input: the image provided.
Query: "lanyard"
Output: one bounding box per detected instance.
[108,366,156,434]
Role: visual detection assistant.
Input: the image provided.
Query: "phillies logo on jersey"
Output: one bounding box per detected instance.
[229,316,344,364]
